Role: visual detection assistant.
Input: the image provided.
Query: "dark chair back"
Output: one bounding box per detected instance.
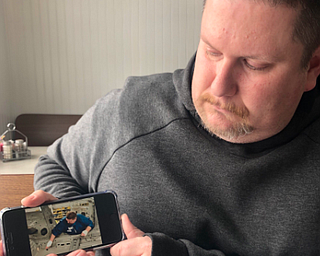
[15,114,82,146]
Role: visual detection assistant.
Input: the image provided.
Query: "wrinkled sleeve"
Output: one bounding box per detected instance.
[33,114,96,198]
[146,233,227,256]
[33,89,124,199]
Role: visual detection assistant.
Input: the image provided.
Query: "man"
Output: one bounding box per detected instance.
[45,211,94,250]
[1,0,320,255]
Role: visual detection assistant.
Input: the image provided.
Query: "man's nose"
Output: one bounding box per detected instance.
[210,60,237,97]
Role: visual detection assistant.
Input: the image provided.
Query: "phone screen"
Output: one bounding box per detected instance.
[1,191,124,256]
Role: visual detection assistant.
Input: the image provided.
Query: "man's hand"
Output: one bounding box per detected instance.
[81,230,88,237]
[81,226,92,237]
[46,240,53,250]
[110,214,152,256]
[21,190,58,207]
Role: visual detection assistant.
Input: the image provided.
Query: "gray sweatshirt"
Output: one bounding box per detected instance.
[34,55,320,256]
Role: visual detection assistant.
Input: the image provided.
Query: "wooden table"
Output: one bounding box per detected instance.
[0,147,47,208]
[0,174,35,210]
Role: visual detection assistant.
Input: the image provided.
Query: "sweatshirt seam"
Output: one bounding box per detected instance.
[301,131,320,145]
[94,116,190,191]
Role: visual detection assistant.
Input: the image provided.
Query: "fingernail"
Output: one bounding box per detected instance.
[22,194,35,202]
[29,194,36,200]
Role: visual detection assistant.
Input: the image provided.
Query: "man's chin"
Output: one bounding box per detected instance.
[201,118,254,142]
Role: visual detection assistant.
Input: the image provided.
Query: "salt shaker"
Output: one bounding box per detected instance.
[3,141,13,160]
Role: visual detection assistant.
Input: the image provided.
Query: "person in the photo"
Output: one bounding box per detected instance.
[45,211,94,250]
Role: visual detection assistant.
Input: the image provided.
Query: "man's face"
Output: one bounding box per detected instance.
[66,217,77,224]
[192,0,315,143]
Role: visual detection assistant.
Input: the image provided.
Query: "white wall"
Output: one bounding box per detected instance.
[0,0,202,132]
[0,0,11,132]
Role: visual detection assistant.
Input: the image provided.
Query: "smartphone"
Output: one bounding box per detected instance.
[0,190,124,256]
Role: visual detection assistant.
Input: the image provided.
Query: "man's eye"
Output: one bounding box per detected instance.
[243,59,267,71]
[206,50,221,58]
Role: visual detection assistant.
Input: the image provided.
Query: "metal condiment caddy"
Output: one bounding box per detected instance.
[0,123,31,162]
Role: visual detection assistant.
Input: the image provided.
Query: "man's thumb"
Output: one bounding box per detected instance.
[121,214,144,239]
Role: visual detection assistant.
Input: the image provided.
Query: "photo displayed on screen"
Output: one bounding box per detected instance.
[25,197,102,256]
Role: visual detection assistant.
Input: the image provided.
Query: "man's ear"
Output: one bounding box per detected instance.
[305,46,320,92]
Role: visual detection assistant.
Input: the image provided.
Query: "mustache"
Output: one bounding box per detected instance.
[201,93,249,119]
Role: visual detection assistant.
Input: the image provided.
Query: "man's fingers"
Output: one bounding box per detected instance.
[110,237,152,256]
[21,190,57,207]
[121,214,144,239]
[0,240,4,256]
[47,249,95,256]
[110,214,152,256]
[66,249,95,256]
